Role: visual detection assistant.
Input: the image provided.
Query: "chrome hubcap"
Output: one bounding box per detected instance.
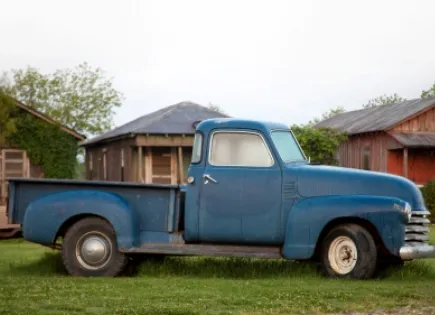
[328,236,358,274]
[76,232,112,270]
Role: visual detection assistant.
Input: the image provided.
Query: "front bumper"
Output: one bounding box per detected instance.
[400,244,435,260]
[399,210,434,260]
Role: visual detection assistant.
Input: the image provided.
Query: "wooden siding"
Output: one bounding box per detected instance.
[407,149,435,184]
[136,135,194,147]
[387,148,435,184]
[338,132,402,172]
[131,146,193,184]
[85,138,134,182]
[391,107,435,132]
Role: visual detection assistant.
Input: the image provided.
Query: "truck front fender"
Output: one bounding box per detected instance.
[282,195,408,260]
[22,190,140,249]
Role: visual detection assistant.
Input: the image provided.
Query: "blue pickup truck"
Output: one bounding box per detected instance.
[6,118,435,279]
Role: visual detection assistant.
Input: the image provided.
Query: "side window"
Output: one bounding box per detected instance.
[191,133,203,163]
[209,132,273,167]
[362,146,370,170]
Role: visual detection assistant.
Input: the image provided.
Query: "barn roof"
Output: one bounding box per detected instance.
[314,96,435,135]
[389,132,435,148]
[80,101,229,146]
[14,99,85,141]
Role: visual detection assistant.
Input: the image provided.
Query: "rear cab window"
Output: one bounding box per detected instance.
[191,132,203,163]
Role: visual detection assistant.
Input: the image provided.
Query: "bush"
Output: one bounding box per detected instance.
[420,180,435,221]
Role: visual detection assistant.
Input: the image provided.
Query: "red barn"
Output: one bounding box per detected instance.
[314,97,435,186]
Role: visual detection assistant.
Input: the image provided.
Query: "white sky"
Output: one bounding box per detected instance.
[1,0,435,128]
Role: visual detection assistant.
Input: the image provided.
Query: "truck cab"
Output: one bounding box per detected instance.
[6,118,434,279]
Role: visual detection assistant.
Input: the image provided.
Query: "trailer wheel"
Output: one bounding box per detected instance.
[319,223,377,279]
[61,217,128,277]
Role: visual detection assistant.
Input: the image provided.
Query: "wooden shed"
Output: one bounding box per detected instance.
[314,97,435,186]
[80,101,229,185]
[0,99,85,237]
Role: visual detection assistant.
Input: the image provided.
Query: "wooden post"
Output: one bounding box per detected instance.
[403,147,408,178]
[170,147,178,185]
[145,147,152,183]
[178,146,184,184]
[138,146,143,183]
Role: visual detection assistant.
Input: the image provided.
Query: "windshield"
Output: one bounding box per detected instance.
[270,130,306,163]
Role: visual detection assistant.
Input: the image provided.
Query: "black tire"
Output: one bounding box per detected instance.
[61,217,128,277]
[319,223,377,280]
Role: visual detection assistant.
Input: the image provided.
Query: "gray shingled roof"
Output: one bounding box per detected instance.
[80,101,229,146]
[390,132,435,148]
[314,97,435,135]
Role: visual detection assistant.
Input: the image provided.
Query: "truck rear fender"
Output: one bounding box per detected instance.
[22,190,140,249]
[282,195,409,260]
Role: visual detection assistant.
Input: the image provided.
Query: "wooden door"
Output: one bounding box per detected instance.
[0,149,29,205]
[149,147,177,184]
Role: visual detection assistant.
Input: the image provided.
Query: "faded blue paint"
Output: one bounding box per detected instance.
[198,158,282,244]
[6,118,430,261]
[282,195,408,259]
[22,190,140,248]
[139,231,185,244]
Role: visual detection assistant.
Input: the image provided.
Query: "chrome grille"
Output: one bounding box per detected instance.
[405,210,431,247]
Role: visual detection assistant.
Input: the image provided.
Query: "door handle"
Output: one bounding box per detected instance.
[203,174,218,184]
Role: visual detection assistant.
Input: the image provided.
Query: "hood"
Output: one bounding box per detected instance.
[285,164,426,211]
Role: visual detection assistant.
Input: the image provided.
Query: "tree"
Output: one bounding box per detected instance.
[362,93,406,108]
[207,102,227,115]
[1,62,124,137]
[0,88,19,141]
[291,107,347,165]
[421,82,435,99]
[292,124,347,166]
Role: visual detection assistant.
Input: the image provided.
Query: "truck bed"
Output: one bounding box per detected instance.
[7,178,182,233]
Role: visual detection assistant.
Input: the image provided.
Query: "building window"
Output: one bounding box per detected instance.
[102,148,107,180]
[362,146,370,170]
[120,148,124,181]
[88,153,93,180]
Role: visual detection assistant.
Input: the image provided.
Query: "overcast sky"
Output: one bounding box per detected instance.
[1,0,435,128]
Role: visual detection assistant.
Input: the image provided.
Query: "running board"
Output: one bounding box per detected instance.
[120,243,282,259]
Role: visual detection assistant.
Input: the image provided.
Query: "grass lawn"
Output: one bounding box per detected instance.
[0,229,434,315]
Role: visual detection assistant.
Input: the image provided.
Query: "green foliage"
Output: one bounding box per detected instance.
[421,180,435,221]
[421,82,435,99]
[0,89,78,179]
[362,93,406,108]
[7,113,78,179]
[291,124,347,165]
[0,87,19,140]
[1,62,124,137]
[291,107,347,165]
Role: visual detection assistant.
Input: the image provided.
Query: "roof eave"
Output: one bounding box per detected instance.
[79,133,136,147]
[14,99,86,141]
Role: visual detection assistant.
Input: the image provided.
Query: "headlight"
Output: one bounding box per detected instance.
[403,202,412,222]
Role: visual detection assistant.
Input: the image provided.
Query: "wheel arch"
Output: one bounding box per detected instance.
[55,213,111,243]
[311,216,388,261]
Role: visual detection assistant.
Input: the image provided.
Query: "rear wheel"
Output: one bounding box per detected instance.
[319,223,377,279]
[61,217,128,277]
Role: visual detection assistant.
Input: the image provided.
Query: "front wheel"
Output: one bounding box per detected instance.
[319,223,377,279]
[61,217,128,277]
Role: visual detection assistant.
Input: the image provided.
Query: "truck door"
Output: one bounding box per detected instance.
[198,130,282,245]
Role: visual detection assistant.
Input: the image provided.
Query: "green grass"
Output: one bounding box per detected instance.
[0,229,434,315]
